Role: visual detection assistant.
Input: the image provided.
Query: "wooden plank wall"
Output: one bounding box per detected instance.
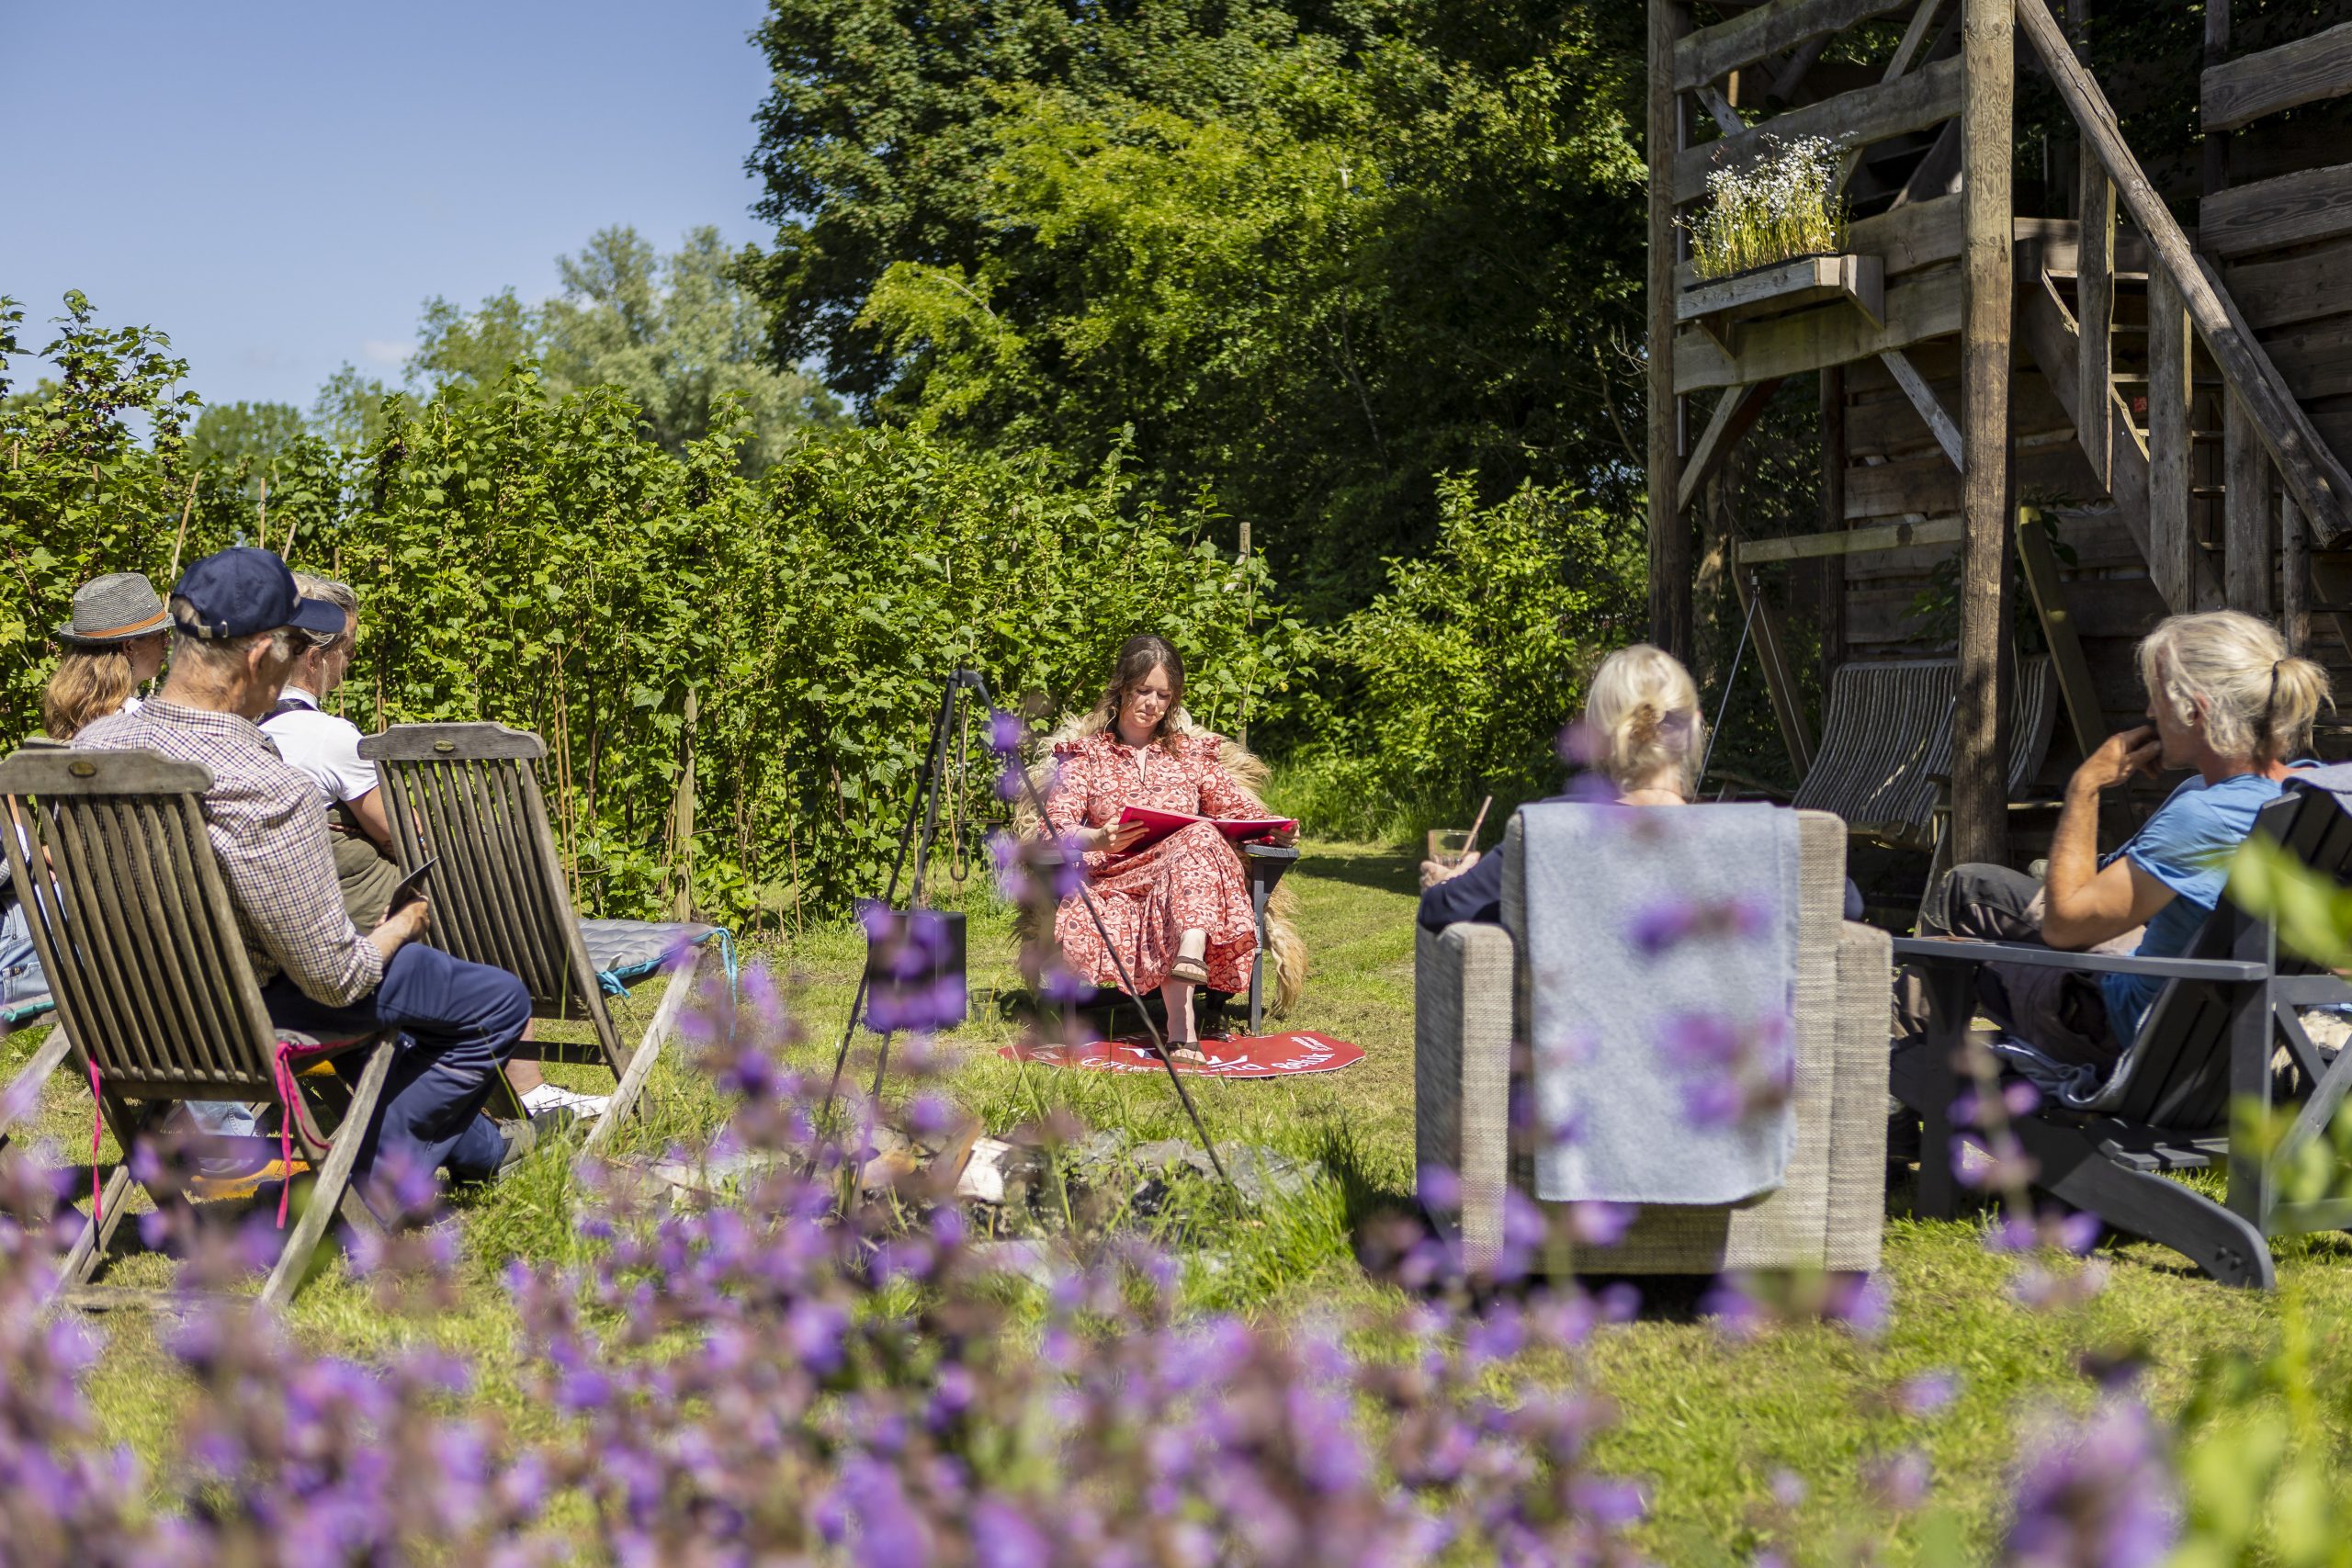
[1831,333,2167,763]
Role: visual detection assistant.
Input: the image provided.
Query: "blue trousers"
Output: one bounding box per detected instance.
[260,942,529,1192]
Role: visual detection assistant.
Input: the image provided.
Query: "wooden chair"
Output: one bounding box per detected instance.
[0,748,395,1310]
[356,723,729,1153]
[1792,656,2060,852]
[1892,784,2352,1289]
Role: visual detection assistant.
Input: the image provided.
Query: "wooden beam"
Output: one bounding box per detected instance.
[2015,508,2107,761]
[1673,269,1962,389]
[1834,0,1949,190]
[1675,0,1915,91]
[2145,269,2196,615]
[2200,162,2352,260]
[2222,240,2352,333]
[1738,515,1963,562]
[1695,81,1747,137]
[2224,390,2273,615]
[1878,347,1964,470]
[2076,158,2115,489]
[1649,0,1694,660]
[1678,378,1783,511]
[2202,21,2352,133]
[1953,0,2012,868]
[2016,0,2352,544]
[1768,33,1830,103]
[1890,118,1963,209]
[1672,55,1964,202]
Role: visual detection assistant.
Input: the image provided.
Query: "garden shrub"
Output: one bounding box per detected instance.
[1283,475,1644,840]
[0,295,1308,926]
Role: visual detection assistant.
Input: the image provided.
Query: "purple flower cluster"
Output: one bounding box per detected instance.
[860,903,967,1033]
[2003,1398,2177,1567]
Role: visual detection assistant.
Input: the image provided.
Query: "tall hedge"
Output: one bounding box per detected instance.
[1,297,1305,929]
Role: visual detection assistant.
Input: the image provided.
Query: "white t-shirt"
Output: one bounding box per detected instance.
[259,688,379,807]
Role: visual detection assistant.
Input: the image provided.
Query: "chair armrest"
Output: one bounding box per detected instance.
[1890,936,2267,983]
[1415,921,1516,1270]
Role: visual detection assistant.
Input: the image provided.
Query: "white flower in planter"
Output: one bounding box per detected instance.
[1687,135,1849,281]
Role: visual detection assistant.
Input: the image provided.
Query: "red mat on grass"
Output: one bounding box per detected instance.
[1000,1029,1364,1077]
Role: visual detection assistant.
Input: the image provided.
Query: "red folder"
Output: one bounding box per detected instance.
[1114,805,1296,852]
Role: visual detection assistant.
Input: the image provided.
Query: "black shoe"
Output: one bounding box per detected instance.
[493,1107,580,1176]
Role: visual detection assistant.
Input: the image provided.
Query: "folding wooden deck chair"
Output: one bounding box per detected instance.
[1793,655,2060,852]
[356,723,730,1154]
[0,748,395,1309]
[1892,784,2352,1288]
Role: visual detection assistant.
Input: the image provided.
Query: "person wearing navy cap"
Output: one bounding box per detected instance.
[75,547,559,1211]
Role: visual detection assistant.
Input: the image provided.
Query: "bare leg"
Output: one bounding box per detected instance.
[1170,927,1208,984]
[505,1021,545,1095]
[1159,976,1202,1061]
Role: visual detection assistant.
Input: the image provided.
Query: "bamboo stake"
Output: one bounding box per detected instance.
[166,474,198,583]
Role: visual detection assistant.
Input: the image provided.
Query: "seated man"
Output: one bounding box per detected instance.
[77,547,559,1200]
[1897,610,2331,1069]
[259,573,604,1121]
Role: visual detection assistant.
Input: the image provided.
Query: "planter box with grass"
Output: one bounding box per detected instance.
[1676,252,1884,355]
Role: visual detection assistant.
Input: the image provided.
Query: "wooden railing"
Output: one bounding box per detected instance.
[2017,0,2352,574]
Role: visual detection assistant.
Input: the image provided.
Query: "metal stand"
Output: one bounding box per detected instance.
[814,671,1231,1187]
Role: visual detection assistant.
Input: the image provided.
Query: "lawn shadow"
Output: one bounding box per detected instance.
[1292,848,1423,899]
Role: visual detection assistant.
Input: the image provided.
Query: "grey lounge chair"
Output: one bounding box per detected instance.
[1416,807,1893,1275]
[1894,784,2352,1289]
[356,723,729,1153]
[0,748,394,1309]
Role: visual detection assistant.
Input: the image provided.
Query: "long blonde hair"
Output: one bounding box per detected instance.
[40,645,135,740]
[2138,611,2332,765]
[1582,644,1706,796]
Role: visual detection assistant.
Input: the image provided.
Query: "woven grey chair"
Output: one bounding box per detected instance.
[0,748,394,1310]
[357,723,729,1153]
[1416,807,1892,1275]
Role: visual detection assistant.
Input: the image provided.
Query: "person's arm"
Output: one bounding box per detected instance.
[2041,726,2177,950]
[368,897,428,962]
[347,784,394,852]
[1418,849,1504,931]
[220,783,386,1007]
[1043,746,1146,856]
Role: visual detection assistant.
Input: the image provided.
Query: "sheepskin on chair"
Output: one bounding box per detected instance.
[1010,707,1306,1020]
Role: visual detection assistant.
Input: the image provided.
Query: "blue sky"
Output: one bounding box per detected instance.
[3,0,776,412]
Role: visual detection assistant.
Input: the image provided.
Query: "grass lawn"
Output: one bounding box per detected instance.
[7,840,2348,1561]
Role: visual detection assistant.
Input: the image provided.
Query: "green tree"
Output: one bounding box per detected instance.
[745,1,1648,615]
[187,400,306,468]
[409,227,838,470]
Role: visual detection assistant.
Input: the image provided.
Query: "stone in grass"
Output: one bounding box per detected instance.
[1123,1136,1322,1210]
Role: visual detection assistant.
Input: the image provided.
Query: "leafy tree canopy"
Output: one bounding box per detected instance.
[412,225,842,471]
[187,400,306,468]
[744,0,1649,615]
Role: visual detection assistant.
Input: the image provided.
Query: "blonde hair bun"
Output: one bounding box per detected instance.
[1583,645,1706,795]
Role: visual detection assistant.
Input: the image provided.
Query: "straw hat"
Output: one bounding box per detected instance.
[54,572,168,645]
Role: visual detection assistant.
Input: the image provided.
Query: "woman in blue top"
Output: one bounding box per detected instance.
[1899,610,2332,1068]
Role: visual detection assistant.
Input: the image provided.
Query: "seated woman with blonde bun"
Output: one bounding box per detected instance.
[1418,645,1863,929]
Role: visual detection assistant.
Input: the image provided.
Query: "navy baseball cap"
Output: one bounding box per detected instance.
[171,547,346,642]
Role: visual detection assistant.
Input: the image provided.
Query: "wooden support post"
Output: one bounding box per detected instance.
[2283,489,2309,656]
[1953,0,2014,868]
[1677,378,1781,513]
[1817,365,1849,685]
[2203,0,2231,199]
[2076,159,2114,488]
[669,686,698,921]
[2145,270,2195,615]
[1648,0,1693,661]
[2224,391,2272,616]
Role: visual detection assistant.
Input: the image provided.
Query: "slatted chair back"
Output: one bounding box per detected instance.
[356,723,624,1067]
[2100,786,2352,1130]
[0,748,282,1101]
[1792,657,2058,846]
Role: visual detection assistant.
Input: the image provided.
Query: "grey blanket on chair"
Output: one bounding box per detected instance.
[1522,802,1801,1206]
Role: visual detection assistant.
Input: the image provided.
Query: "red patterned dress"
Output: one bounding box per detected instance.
[1042,729,1264,996]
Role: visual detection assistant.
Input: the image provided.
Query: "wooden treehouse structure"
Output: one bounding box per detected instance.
[1646,0,2352,875]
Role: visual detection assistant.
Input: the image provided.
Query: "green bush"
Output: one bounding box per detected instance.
[0,295,1307,929]
[1283,475,1644,840]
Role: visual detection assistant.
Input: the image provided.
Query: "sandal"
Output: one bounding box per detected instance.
[1168,929,1209,986]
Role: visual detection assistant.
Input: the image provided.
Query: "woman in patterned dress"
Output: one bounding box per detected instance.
[1042,635,1291,1052]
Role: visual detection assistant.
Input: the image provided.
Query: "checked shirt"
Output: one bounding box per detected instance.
[77,699,382,1007]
